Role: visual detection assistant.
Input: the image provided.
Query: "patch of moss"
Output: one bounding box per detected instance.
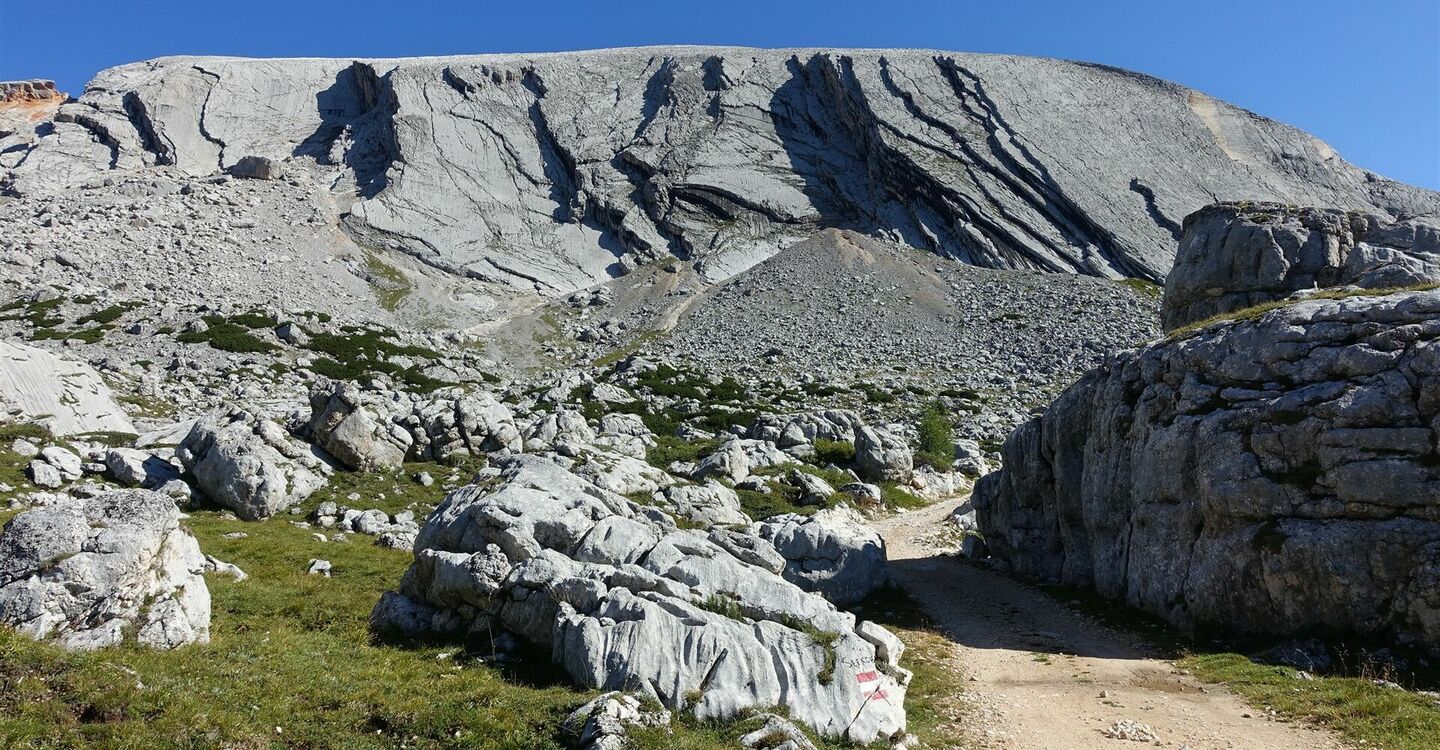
[362,251,413,312]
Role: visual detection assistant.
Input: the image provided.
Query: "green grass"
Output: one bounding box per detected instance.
[0,512,585,750]
[363,251,413,312]
[1170,283,1440,339]
[303,461,480,517]
[1181,654,1440,750]
[1118,278,1163,298]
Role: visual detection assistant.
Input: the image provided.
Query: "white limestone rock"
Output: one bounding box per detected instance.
[0,341,136,437]
[753,507,889,607]
[178,408,330,520]
[373,454,908,743]
[0,489,210,650]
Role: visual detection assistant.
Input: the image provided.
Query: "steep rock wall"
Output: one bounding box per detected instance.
[974,288,1440,649]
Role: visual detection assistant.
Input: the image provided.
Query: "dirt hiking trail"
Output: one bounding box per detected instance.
[875,496,1346,750]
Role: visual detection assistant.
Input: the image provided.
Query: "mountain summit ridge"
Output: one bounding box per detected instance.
[5,47,1437,295]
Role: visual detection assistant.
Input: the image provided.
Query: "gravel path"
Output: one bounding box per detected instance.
[874,497,1347,750]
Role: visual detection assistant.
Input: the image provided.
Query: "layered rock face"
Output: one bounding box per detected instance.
[975,209,1440,648]
[0,489,210,650]
[9,49,1437,294]
[373,454,909,743]
[1163,202,1440,330]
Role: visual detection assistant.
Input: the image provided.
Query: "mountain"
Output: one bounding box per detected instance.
[6,47,1436,297]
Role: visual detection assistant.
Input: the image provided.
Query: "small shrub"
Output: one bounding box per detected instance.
[915,402,954,469]
[698,592,745,621]
[178,322,276,353]
[646,437,719,470]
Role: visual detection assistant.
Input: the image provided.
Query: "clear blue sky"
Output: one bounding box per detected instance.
[3,0,1436,189]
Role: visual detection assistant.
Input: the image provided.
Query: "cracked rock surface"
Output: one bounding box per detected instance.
[373,454,910,743]
[975,286,1440,649]
[0,489,210,650]
[1163,202,1440,331]
[9,48,1437,296]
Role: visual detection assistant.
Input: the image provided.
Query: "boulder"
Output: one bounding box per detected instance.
[976,287,1440,649]
[749,410,865,448]
[39,445,83,480]
[787,469,837,506]
[855,426,913,483]
[306,380,523,468]
[105,447,181,488]
[178,408,329,520]
[752,507,889,606]
[695,438,796,483]
[372,455,908,743]
[25,459,62,488]
[657,480,749,526]
[1162,202,1440,331]
[561,691,671,750]
[228,154,283,180]
[307,382,411,471]
[0,489,209,650]
[524,410,596,452]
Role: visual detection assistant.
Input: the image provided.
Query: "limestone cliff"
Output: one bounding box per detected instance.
[975,204,1440,650]
[6,48,1437,295]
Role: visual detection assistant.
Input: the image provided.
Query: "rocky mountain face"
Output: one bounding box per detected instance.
[1162,202,1440,330]
[6,48,1438,297]
[974,205,1440,649]
[4,46,1440,746]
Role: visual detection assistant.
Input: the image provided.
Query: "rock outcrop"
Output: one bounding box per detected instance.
[8,49,1438,292]
[179,408,330,520]
[0,489,210,650]
[1161,202,1440,331]
[306,380,522,471]
[752,507,889,607]
[0,340,136,436]
[373,454,907,743]
[976,267,1440,649]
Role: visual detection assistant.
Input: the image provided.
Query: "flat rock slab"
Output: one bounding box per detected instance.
[0,340,135,436]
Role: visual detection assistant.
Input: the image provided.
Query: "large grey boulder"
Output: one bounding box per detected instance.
[228,154,283,180]
[307,381,411,471]
[12,49,1438,288]
[656,480,749,526]
[0,489,210,650]
[105,447,181,488]
[855,426,913,483]
[750,410,866,448]
[179,408,330,520]
[753,507,889,607]
[372,455,909,743]
[306,380,523,470]
[0,341,136,436]
[976,287,1440,649]
[1162,202,1440,331]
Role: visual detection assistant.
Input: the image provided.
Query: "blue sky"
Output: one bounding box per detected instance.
[3,0,1436,189]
